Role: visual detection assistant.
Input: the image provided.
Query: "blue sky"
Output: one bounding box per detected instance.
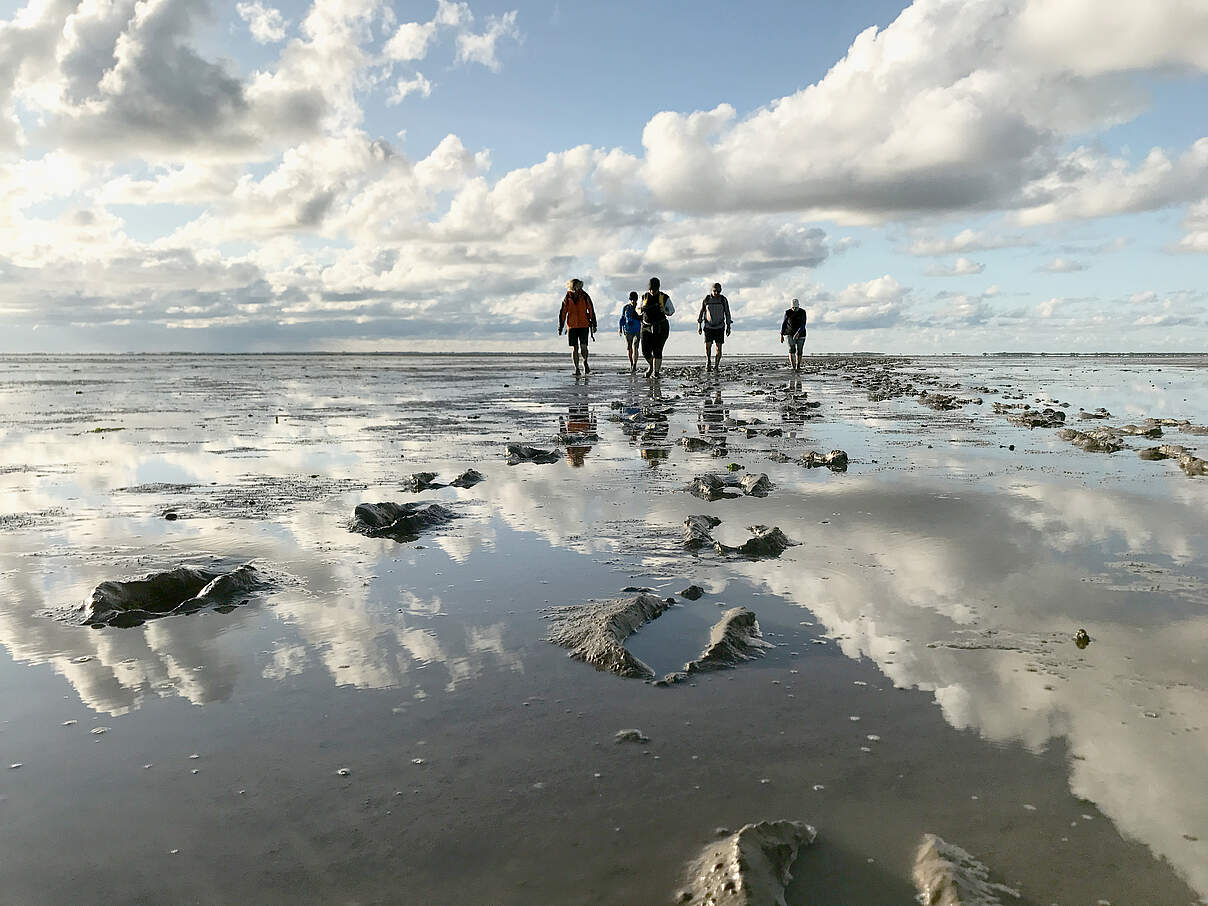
[1,0,1207,353]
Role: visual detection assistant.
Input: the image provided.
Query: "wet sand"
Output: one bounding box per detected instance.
[1,352,1206,904]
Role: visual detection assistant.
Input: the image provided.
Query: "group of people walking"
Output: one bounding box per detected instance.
[557,277,809,377]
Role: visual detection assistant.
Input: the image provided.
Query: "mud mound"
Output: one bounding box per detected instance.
[349,502,456,540]
[79,564,267,628]
[544,594,672,679]
[678,820,816,906]
[913,833,1019,905]
[684,607,772,674]
[718,525,797,559]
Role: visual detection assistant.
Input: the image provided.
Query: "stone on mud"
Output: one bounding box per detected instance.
[678,820,817,906]
[680,437,714,452]
[79,564,267,628]
[684,515,723,548]
[912,833,1019,906]
[684,608,772,674]
[1078,408,1112,420]
[349,502,456,540]
[802,449,848,471]
[679,584,705,600]
[718,526,797,559]
[506,444,560,465]
[544,594,673,679]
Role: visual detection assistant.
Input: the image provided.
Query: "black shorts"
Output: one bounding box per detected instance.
[641,319,669,358]
[703,326,726,345]
[567,327,589,347]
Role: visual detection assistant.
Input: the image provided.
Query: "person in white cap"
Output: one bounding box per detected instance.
[780,298,807,371]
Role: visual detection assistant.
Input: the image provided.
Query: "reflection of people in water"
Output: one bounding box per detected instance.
[780,379,806,425]
[559,400,597,467]
[699,390,727,438]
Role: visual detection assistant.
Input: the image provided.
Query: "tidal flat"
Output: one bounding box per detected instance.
[0,352,1206,904]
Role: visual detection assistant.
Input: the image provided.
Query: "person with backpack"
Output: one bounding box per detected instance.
[618,291,642,373]
[780,298,807,371]
[636,276,673,379]
[557,278,597,375]
[697,282,732,372]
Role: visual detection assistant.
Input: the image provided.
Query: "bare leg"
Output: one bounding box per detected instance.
[572,347,580,374]
[715,344,723,370]
[581,344,590,374]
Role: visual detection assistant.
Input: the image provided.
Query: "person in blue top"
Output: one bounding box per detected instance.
[618,292,642,373]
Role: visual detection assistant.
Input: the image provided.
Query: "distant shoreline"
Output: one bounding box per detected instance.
[2,351,1207,358]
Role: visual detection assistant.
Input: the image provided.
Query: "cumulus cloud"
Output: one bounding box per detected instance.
[637,0,1208,222]
[383,20,436,61]
[816,275,909,329]
[926,256,984,276]
[236,1,287,43]
[1039,257,1087,273]
[455,11,519,71]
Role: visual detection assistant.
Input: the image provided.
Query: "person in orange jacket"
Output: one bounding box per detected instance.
[558,278,597,375]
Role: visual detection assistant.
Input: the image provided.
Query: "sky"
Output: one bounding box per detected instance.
[2,0,1208,354]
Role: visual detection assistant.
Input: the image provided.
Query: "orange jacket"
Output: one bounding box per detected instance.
[559,290,597,331]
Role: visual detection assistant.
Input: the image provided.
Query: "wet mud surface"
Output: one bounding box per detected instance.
[1,352,1207,904]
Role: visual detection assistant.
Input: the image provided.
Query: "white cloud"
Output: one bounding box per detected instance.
[434,0,472,29]
[1176,200,1208,252]
[383,20,436,62]
[455,10,519,71]
[817,275,909,329]
[636,0,1208,222]
[926,256,984,276]
[1039,256,1087,273]
[907,228,1032,256]
[236,1,287,43]
[387,72,432,104]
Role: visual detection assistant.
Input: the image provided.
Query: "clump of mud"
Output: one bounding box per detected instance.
[718,525,797,559]
[78,564,268,628]
[1056,428,1124,453]
[684,515,723,548]
[544,594,673,679]
[401,468,486,491]
[685,472,772,501]
[677,819,816,906]
[912,833,1019,905]
[506,444,560,465]
[349,501,457,540]
[684,607,772,674]
[802,449,848,471]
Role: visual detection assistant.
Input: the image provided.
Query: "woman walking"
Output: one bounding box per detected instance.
[780,298,807,371]
[618,291,642,373]
[636,277,673,378]
[558,278,597,375]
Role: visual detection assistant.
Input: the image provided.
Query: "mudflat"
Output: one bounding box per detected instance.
[0,352,1205,904]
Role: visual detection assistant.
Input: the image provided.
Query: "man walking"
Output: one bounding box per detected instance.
[780,298,807,371]
[697,283,732,372]
[558,278,597,375]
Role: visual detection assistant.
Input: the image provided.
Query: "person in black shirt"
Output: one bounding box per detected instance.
[780,298,807,371]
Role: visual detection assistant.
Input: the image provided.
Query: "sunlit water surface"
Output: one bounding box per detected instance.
[1,353,1206,904]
